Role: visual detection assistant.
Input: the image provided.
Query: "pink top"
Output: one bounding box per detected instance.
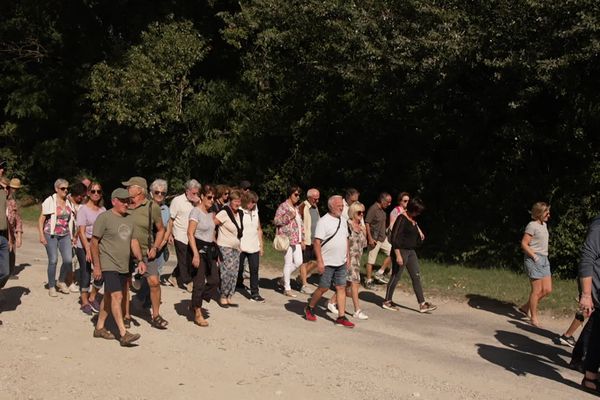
[274,201,303,246]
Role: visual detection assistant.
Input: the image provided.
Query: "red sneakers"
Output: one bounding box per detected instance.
[335,316,355,328]
[305,306,317,321]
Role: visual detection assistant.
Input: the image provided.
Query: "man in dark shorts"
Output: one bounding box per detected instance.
[122,176,166,329]
[304,195,354,328]
[91,188,146,346]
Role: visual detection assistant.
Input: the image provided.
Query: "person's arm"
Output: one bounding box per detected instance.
[188,219,200,268]
[273,204,293,227]
[131,239,147,274]
[38,212,48,245]
[79,225,93,262]
[13,201,23,248]
[91,236,102,280]
[579,220,600,315]
[148,206,165,260]
[164,218,174,247]
[258,220,264,256]
[390,215,406,265]
[313,238,324,274]
[521,233,538,261]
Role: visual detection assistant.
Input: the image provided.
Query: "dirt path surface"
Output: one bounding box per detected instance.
[0,227,592,400]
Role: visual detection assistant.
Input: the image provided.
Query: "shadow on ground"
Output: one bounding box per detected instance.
[466,293,528,321]
[0,286,31,313]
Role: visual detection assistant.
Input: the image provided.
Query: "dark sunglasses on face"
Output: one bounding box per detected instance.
[59,187,68,191]
[357,211,364,215]
[205,195,214,200]
[293,193,300,197]
[153,191,166,196]
[90,190,102,194]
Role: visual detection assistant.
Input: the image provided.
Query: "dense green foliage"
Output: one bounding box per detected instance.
[1,0,599,276]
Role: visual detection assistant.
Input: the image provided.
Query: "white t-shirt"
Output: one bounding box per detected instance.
[240,207,260,253]
[169,193,194,244]
[525,221,549,256]
[314,213,348,266]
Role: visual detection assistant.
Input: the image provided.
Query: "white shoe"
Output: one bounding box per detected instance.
[56,282,70,294]
[327,302,339,315]
[354,309,369,320]
[48,287,58,297]
[69,283,79,293]
[300,285,314,295]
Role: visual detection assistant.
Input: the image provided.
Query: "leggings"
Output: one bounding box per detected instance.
[283,245,303,291]
[584,309,600,372]
[191,240,220,308]
[384,249,425,304]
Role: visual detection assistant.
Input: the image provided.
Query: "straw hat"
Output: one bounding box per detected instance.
[9,178,21,189]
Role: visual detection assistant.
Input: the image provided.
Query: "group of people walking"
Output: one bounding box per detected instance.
[25,174,438,343]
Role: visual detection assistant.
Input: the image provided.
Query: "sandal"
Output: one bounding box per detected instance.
[123,317,132,329]
[151,314,168,330]
[582,376,600,394]
[194,318,209,327]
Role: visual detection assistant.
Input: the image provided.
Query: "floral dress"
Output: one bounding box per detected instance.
[348,223,367,283]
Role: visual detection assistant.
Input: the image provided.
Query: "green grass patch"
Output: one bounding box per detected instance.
[261,242,578,317]
[20,203,41,223]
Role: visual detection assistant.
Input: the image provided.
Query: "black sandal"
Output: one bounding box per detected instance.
[151,314,168,329]
[582,376,600,394]
[123,317,132,329]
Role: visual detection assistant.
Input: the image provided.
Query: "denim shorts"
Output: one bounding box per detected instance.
[318,264,347,288]
[524,254,551,279]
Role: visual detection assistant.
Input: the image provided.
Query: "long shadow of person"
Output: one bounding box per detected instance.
[508,320,559,341]
[466,293,527,320]
[495,330,570,367]
[477,343,582,391]
[174,299,194,321]
[10,263,31,279]
[284,299,336,322]
[0,286,31,313]
[358,290,417,312]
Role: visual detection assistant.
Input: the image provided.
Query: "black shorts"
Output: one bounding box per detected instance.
[103,271,129,293]
[303,245,316,262]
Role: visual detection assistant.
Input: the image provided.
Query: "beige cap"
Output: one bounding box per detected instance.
[121,176,147,190]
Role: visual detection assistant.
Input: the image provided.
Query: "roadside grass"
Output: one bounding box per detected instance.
[21,204,40,223]
[261,244,578,317]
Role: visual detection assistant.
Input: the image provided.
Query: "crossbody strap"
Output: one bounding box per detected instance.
[320,217,341,248]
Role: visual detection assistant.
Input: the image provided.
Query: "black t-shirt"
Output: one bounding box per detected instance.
[390,214,421,250]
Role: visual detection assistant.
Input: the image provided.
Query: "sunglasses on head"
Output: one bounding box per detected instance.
[153,191,166,196]
[90,189,102,194]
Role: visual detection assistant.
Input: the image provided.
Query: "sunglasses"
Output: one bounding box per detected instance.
[357,211,364,215]
[59,187,69,191]
[90,190,102,195]
[292,193,300,197]
[117,198,131,204]
[153,191,166,196]
[205,195,214,200]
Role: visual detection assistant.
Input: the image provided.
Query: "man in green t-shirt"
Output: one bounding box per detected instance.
[122,176,167,329]
[91,188,146,346]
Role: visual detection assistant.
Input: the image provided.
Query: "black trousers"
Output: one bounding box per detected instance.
[191,241,220,308]
[584,310,600,372]
[171,239,192,285]
[238,251,260,295]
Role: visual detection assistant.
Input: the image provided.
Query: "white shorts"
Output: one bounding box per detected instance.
[367,238,391,264]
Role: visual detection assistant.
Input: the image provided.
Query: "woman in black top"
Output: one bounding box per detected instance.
[383,198,437,313]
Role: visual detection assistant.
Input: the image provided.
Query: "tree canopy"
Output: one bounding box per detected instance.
[1,0,599,276]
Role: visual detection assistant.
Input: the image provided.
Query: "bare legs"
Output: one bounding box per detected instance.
[520,276,552,326]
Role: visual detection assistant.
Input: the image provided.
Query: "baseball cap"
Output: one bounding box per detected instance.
[111,188,130,200]
[121,176,147,189]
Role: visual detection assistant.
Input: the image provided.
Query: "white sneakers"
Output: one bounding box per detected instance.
[326,302,339,315]
[56,282,70,294]
[69,283,79,293]
[353,309,369,320]
[48,287,58,297]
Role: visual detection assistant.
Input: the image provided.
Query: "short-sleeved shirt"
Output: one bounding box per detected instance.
[365,203,387,242]
[240,207,260,253]
[525,221,549,256]
[169,193,194,244]
[76,204,106,248]
[92,210,135,274]
[314,213,348,266]
[216,208,242,250]
[189,207,215,243]
[128,199,162,253]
